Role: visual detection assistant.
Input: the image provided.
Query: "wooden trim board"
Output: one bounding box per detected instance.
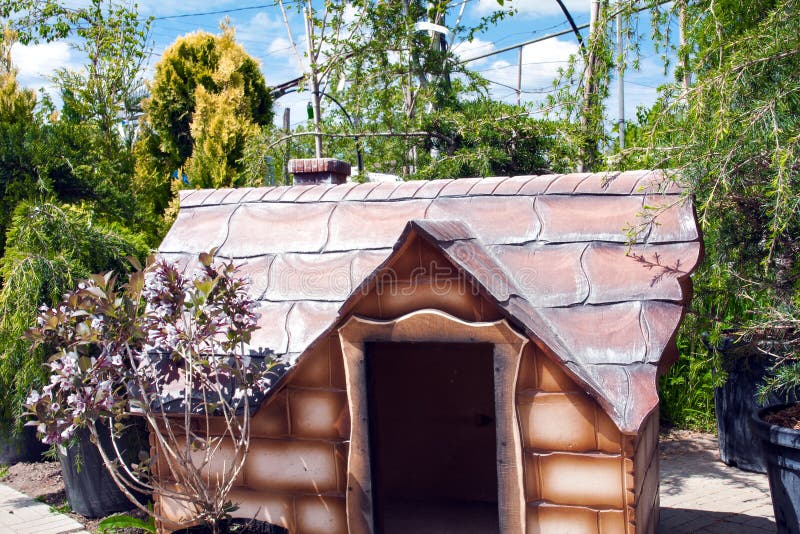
[338,309,529,534]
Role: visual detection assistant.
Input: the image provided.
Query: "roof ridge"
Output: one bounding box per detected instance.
[178,170,688,207]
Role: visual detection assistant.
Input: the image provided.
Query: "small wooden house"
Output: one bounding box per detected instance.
[157,162,702,534]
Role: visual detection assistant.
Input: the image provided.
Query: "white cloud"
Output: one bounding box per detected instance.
[267,36,294,56]
[451,37,496,65]
[342,3,361,26]
[473,36,578,105]
[475,0,589,17]
[234,11,285,51]
[10,41,81,101]
[262,33,301,69]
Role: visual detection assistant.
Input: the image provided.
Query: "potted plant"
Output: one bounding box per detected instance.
[709,335,796,473]
[752,401,800,533]
[0,422,47,464]
[0,202,147,465]
[746,319,800,534]
[25,252,285,534]
[56,419,149,518]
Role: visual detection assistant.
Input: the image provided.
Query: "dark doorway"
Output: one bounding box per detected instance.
[366,342,499,534]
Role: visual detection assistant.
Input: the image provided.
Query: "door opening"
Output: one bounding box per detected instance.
[366,342,499,534]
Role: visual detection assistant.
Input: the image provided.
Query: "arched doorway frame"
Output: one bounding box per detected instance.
[338,309,529,534]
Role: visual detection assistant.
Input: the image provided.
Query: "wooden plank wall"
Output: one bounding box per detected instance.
[157,337,660,534]
[632,410,660,533]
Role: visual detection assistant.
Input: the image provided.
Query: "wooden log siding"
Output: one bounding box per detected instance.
[518,344,638,533]
[156,341,350,534]
[633,411,661,533]
[156,319,652,534]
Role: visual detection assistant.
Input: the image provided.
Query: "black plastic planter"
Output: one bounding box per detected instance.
[752,404,800,534]
[60,421,149,518]
[715,346,794,472]
[0,424,48,464]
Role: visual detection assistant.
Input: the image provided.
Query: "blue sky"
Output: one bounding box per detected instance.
[12,0,674,131]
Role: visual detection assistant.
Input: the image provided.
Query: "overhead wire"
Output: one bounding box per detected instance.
[474,59,571,74]
[483,78,558,94]
[43,0,669,115]
[145,3,280,21]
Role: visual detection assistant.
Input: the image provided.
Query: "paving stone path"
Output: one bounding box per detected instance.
[0,483,88,534]
[658,430,775,533]
[0,430,778,534]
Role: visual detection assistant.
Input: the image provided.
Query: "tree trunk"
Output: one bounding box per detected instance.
[578,0,604,172]
[304,7,323,158]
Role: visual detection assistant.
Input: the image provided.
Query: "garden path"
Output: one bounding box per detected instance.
[0,483,88,533]
[659,429,775,533]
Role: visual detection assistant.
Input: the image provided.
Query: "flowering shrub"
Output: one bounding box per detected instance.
[25,252,275,532]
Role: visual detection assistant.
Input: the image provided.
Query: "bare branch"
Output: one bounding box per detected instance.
[277,0,304,67]
[449,0,467,47]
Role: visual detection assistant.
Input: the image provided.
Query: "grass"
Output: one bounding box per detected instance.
[48,500,72,515]
[659,346,717,433]
[0,463,8,479]
[34,495,72,515]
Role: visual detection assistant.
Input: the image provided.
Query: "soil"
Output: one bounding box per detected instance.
[0,460,147,533]
[764,401,800,430]
[1,460,63,502]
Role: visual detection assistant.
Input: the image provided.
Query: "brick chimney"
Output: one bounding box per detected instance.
[288,158,351,185]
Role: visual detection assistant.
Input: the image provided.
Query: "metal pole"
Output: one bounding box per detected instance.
[462,26,587,64]
[617,11,624,150]
[517,46,523,106]
[579,0,601,172]
[282,107,291,182]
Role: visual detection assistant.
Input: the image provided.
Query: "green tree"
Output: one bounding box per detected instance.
[413,99,559,179]
[135,24,273,237]
[0,0,150,141]
[1,0,153,235]
[143,24,272,177]
[0,202,148,427]
[268,0,559,179]
[0,29,40,256]
[52,0,149,140]
[605,0,800,425]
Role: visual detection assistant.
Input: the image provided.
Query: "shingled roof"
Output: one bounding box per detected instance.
[158,170,702,433]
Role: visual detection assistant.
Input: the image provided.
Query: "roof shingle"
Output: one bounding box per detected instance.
[158,170,701,433]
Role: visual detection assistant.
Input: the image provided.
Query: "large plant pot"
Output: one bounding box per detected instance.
[0,424,48,464]
[752,404,800,534]
[715,346,793,472]
[60,420,149,518]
